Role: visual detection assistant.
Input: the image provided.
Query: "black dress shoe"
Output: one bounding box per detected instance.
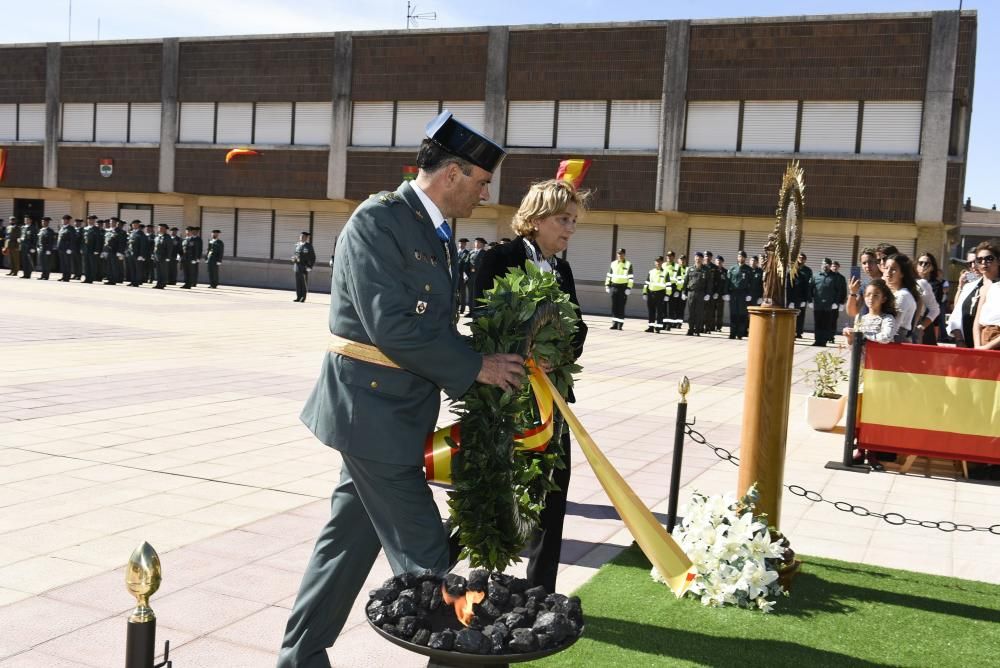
[645,327,655,333]
[687,330,695,336]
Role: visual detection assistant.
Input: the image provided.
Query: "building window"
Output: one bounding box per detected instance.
[556,100,606,150]
[216,102,253,144]
[179,102,215,143]
[16,103,45,141]
[235,208,272,259]
[506,101,556,148]
[394,101,440,147]
[684,101,739,151]
[351,101,394,146]
[62,103,95,141]
[129,103,161,143]
[740,100,797,152]
[294,102,332,145]
[0,104,17,141]
[95,103,128,142]
[799,101,858,153]
[860,101,922,154]
[253,102,293,145]
[608,100,660,150]
[443,101,485,133]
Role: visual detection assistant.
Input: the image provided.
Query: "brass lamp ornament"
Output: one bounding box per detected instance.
[126,541,161,624]
[762,161,805,307]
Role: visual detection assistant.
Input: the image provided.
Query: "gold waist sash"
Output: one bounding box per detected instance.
[328,335,399,369]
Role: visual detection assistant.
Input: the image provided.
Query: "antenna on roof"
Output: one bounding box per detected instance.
[407,1,436,29]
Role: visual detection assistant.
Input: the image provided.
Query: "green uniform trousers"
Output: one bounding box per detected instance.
[277,453,449,668]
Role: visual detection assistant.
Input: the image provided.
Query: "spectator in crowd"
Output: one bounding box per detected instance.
[972,240,1000,350]
[913,252,942,344]
[843,277,897,344]
[947,250,984,348]
[916,252,949,344]
[882,254,921,342]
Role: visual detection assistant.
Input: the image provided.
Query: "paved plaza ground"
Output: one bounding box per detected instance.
[1,275,998,667]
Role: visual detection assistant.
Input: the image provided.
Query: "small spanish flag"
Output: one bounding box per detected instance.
[556,159,592,189]
[225,148,260,164]
[858,344,1000,463]
[402,165,419,182]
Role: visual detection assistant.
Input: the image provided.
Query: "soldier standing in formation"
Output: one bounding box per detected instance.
[82,216,101,282]
[206,229,224,288]
[166,227,181,285]
[750,255,764,306]
[712,254,728,332]
[668,253,687,329]
[4,216,20,276]
[181,227,203,289]
[466,237,486,308]
[830,260,848,333]
[36,217,55,280]
[642,255,669,333]
[72,218,85,279]
[153,223,172,289]
[56,215,76,281]
[20,216,38,279]
[685,251,713,336]
[126,221,144,287]
[142,224,156,284]
[790,252,813,338]
[727,250,753,339]
[810,257,846,347]
[605,247,633,330]
[292,230,316,302]
[456,237,470,313]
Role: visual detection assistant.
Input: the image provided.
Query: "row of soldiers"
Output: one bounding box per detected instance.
[607,248,765,338]
[1,215,224,289]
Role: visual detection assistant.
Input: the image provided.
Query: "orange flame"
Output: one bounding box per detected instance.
[441,583,485,627]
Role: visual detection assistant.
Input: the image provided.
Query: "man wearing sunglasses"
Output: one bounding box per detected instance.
[971,242,1000,350]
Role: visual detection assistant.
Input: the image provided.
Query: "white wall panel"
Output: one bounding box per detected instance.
[236,208,272,259]
[294,102,331,145]
[506,101,555,148]
[95,103,128,142]
[861,101,922,155]
[556,100,606,150]
[45,200,72,219]
[154,204,185,230]
[741,231,772,260]
[688,229,740,263]
[216,102,252,144]
[18,103,46,141]
[120,207,152,226]
[351,101,393,146]
[0,104,16,140]
[608,100,659,150]
[201,207,234,256]
[395,101,439,147]
[617,226,665,288]
[179,102,215,143]
[565,223,614,282]
[798,235,855,269]
[800,102,858,153]
[857,235,916,259]
[312,211,349,263]
[685,101,738,151]
[274,210,311,261]
[87,202,118,219]
[741,101,797,152]
[0,198,14,220]
[129,103,161,143]
[62,103,94,141]
[455,218,499,245]
[254,102,292,145]
[443,101,485,133]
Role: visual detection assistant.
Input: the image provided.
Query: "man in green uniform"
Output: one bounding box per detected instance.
[279,111,522,668]
[685,251,713,336]
[181,227,202,289]
[82,216,101,282]
[830,260,848,340]
[167,227,181,285]
[126,221,145,287]
[56,215,77,281]
[811,257,842,347]
[72,218,85,279]
[291,231,316,302]
[456,237,470,313]
[727,250,753,339]
[152,223,172,289]
[642,255,669,333]
[668,253,687,330]
[36,217,56,280]
[206,229,224,288]
[4,217,21,276]
[790,252,813,338]
[713,254,729,332]
[750,255,764,307]
[605,248,634,330]
[20,217,38,279]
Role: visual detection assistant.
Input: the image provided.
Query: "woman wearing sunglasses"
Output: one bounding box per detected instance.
[972,241,1000,350]
[916,252,947,345]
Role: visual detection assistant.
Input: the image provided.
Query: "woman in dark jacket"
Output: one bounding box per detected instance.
[453,179,589,593]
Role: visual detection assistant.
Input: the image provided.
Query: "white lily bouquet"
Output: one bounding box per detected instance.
[652,484,791,612]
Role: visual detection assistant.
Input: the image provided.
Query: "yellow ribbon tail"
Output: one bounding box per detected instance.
[530,363,696,598]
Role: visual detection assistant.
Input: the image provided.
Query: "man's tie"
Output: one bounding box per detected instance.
[436,221,452,244]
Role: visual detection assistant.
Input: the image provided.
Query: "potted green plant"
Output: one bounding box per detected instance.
[802,350,848,431]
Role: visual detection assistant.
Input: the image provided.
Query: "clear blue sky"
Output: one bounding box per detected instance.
[5,1,995,208]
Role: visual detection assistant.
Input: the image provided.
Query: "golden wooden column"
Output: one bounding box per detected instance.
[738,306,798,527]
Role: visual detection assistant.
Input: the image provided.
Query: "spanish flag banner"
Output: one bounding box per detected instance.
[0,148,7,182]
[858,343,1000,464]
[555,159,592,189]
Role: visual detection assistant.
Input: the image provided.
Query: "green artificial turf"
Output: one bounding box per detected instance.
[526,546,1000,668]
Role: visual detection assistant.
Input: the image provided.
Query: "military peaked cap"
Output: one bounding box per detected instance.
[425,110,506,173]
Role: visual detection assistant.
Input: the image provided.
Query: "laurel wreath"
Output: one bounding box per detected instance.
[448,261,581,572]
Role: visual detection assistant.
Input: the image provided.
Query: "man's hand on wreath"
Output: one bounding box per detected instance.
[477,353,526,393]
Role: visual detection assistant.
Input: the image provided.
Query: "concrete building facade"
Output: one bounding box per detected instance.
[0,10,977,316]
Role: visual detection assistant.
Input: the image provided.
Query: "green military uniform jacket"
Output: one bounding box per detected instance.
[728,264,752,293]
[685,264,713,296]
[300,181,482,466]
[811,269,843,309]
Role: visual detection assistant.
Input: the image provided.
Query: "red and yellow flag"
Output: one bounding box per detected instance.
[0,148,7,182]
[858,344,1000,463]
[556,159,592,189]
[402,165,419,182]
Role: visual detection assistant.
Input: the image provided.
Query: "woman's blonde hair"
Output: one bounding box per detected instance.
[510,179,590,237]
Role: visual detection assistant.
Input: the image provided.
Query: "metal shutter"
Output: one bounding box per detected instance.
[0,104,16,140]
[129,103,161,143]
[18,103,46,141]
[556,100,606,150]
[798,235,855,269]
[179,103,215,143]
[742,231,772,260]
[120,207,152,226]
[216,103,252,144]
[617,226,666,291]
[608,100,659,150]
[857,235,916,258]
[454,218,500,245]
[443,102,485,133]
[294,102,331,145]
[312,210,349,262]
[741,101,797,152]
[254,102,292,145]
[45,200,72,219]
[351,102,393,146]
[0,198,15,220]
[395,101,438,147]
[861,101,922,155]
[506,101,555,148]
[800,102,858,153]
[62,103,94,141]
[236,208,272,259]
[274,210,310,260]
[87,202,118,219]
[154,204,185,231]
[688,229,740,263]
[685,101,738,151]
[201,208,234,256]
[95,103,128,142]
[564,223,613,282]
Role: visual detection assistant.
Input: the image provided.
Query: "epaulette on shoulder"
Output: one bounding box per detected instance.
[370,191,402,206]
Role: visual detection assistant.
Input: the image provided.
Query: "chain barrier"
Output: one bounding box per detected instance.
[683,418,1000,536]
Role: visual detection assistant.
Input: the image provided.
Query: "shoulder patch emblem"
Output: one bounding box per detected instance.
[379,192,401,205]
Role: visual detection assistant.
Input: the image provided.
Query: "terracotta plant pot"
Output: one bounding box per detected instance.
[778,559,802,591]
[806,394,846,431]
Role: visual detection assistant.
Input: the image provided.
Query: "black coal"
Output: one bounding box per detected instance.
[366,569,584,656]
